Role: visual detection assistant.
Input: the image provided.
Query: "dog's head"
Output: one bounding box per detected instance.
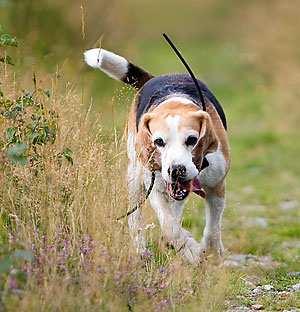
[136,99,218,201]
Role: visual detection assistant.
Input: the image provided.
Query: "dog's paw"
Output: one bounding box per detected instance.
[178,237,207,264]
[202,234,224,257]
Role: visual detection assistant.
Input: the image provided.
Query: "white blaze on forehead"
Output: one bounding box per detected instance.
[152,115,187,143]
[165,115,181,139]
[160,114,198,182]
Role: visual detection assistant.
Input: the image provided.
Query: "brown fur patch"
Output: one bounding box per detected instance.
[135,113,161,171]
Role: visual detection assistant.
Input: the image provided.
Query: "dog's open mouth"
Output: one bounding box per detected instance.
[166,178,206,201]
[167,179,191,201]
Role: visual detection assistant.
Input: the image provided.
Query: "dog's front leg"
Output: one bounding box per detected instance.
[148,187,205,264]
[202,182,225,256]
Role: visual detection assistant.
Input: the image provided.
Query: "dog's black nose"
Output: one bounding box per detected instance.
[168,164,186,181]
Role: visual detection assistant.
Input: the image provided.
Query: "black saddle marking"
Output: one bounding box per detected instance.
[136,74,227,130]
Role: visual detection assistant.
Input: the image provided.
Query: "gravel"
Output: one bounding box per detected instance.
[223,254,278,269]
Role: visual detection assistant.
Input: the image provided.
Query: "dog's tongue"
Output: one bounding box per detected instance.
[167,178,206,200]
[192,178,206,198]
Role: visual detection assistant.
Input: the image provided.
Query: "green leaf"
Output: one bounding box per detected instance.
[14,269,27,285]
[5,127,17,143]
[0,250,33,275]
[0,33,18,47]
[62,147,73,165]
[0,256,12,274]
[6,143,28,166]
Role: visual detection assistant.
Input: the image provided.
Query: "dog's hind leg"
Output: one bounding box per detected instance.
[127,132,147,255]
[199,148,228,257]
[127,161,148,255]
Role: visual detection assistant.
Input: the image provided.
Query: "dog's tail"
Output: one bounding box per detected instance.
[84,48,153,89]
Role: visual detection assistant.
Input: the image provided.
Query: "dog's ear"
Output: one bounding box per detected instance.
[136,113,161,170]
[189,111,218,169]
[196,111,209,141]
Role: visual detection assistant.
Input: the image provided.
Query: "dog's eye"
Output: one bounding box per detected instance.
[154,138,165,147]
[186,135,198,146]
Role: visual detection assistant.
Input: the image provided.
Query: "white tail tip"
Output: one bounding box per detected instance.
[84,48,128,80]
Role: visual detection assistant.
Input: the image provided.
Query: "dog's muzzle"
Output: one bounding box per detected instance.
[166,164,206,201]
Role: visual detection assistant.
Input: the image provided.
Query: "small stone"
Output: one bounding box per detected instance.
[251,304,263,310]
[261,284,274,291]
[291,283,300,292]
[279,200,299,211]
[224,254,279,269]
[227,307,253,312]
[288,272,300,277]
[252,286,263,296]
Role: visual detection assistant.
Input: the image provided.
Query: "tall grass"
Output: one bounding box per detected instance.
[0,64,242,311]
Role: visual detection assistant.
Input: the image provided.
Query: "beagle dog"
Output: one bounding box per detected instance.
[84,48,230,264]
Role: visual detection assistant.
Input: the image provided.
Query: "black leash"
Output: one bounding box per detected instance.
[162,33,206,112]
[116,171,156,221]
